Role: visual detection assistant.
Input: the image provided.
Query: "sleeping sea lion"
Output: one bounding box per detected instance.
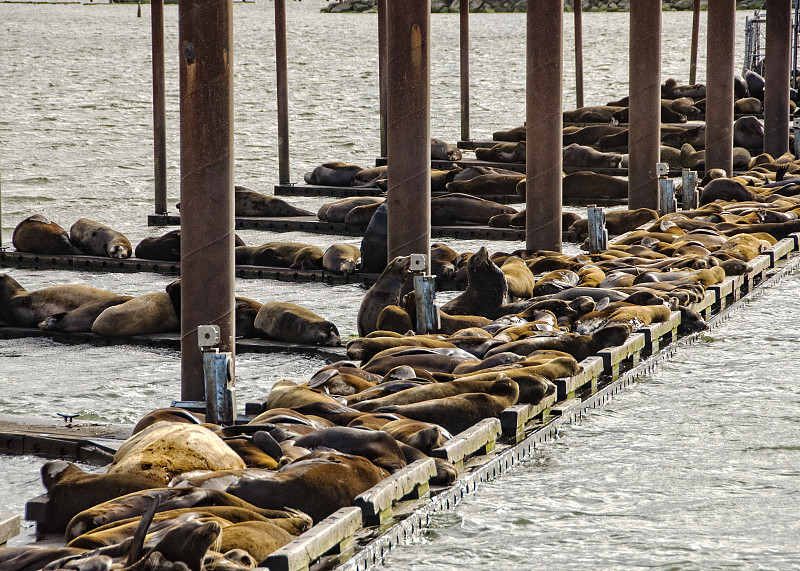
[69,218,132,258]
[12,214,83,255]
[254,302,340,346]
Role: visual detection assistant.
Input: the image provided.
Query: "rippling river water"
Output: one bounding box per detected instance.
[1,2,798,567]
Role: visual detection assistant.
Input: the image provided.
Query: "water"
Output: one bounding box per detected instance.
[2,2,797,567]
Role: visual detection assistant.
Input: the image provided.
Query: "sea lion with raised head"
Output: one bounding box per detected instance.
[441,247,508,319]
[69,218,132,258]
[357,255,411,336]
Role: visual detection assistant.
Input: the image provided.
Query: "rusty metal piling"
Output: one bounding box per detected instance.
[178,0,236,401]
[705,0,736,175]
[689,0,700,85]
[275,0,290,185]
[574,0,584,109]
[386,0,431,265]
[378,0,388,158]
[151,0,167,215]
[525,0,562,252]
[764,0,791,158]
[628,0,661,211]
[460,0,470,142]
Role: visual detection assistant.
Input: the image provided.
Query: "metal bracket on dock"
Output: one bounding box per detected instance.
[586,205,608,254]
[681,168,699,210]
[354,458,437,526]
[198,325,236,425]
[658,172,677,216]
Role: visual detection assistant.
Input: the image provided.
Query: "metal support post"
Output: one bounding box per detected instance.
[275,0,290,185]
[411,254,437,334]
[706,0,736,174]
[179,0,236,401]
[525,0,563,252]
[681,168,698,210]
[587,205,608,254]
[574,0,584,109]
[151,0,167,215]
[764,0,791,158]
[200,326,236,425]
[658,164,676,216]
[460,0,470,142]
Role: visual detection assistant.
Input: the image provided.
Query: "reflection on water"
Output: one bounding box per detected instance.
[1,2,795,567]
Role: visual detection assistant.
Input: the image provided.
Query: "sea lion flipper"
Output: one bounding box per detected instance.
[253,430,285,462]
[125,495,160,566]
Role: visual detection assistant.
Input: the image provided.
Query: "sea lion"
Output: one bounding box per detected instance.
[234,186,313,217]
[254,302,340,346]
[318,196,384,223]
[380,419,450,454]
[372,376,519,435]
[322,244,361,274]
[357,255,412,337]
[69,218,132,258]
[474,141,526,163]
[217,521,294,566]
[560,171,629,200]
[12,213,83,255]
[492,125,527,142]
[563,105,625,123]
[445,173,525,196]
[227,450,389,524]
[733,116,764,149]
[441,246,507,319]
[360,346,477,376]
[36,460,162,534]
[431,193,517,226]
[134,229,181,261]
[562,143,623,169]
[37,295,134,332]
[563,125,626,147]
[235,242,324,270]
[347,335,456,363]
[292,426,407,472]
[91,292,179,336]
[681,143,705,169]
[485,324,630,363]
[743,69,765,101]
[0,274,119,328]
[264,380,342,411]
[431,137,462,161]
[107,421,246,486]
[501,255,535,299]
[132,407,204,435]
[303,162,363,186]
[735,97,762,114]
[568,207,659,236]
[660,124,705,149]
[360,202,388,273]
[699,178,756,205]
[351,166,388,188]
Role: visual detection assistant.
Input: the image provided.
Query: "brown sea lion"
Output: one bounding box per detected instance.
[132,407,204,435]
[318,196,384,222]
[733,116,764,149]
[699,178,756,205]
[492,125,527,141]
[445,173,525,196]
[134,229,181,261]
[218,521,294,565]
[501,255,535,299]
[474,141,526,163]
[357,255,412,337]
[36,460,162,534]
[264,380,342,411]
[441,246,507,319]
[37,295,134,332]
[11,213,83,255]
[234,186,313,217]
[563,105,625,123]
[563,125,626,146]
[303,162,363,186]
[569,208,658,236]
[91,292,179,336]
[292,426,407,473]
[431,137,462,161]
[254,302,340,346]
[322,244,361,274]
[235,242,324,270]
[107,422,246,486]
[227,450,389,524]
[351,166,388,188]
[347,335,456,363]
[484,324,630,363]
[560,171,629,200]
[431,193,517,226]
[344,201,385,226]
[380,419,450,453]
[734,96,762,114]
[371,376,519,435]
[68,218,132,259]
[0,274,119,328]
[562,143,623,169]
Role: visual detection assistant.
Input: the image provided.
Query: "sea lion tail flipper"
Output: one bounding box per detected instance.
[125,495,160,567]
[776,165,789,182]
[253,431,285,462]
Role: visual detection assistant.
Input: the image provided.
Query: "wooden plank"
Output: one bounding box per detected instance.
[597,332,646,379]
[354,458,436,525]
[689,288,716,320]
[430,418,501,471]
[0,514,20,546]
[635,311,680,354]
[550,397,582,416]
[264,506,362,571]
[766,238,795,264]
[554,356,604,400]
[0,327,347,361]
[275,183,385,197]
[500,392,557,442]
[788,232,800,250]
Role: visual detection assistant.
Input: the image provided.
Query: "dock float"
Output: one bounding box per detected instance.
[146,213,585,242]
[0,327,347,360]
[0,514,20,548]
[0,249,382,285]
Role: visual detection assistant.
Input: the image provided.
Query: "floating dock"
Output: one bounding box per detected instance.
[146,213,585,242]
[11,234,799,570]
